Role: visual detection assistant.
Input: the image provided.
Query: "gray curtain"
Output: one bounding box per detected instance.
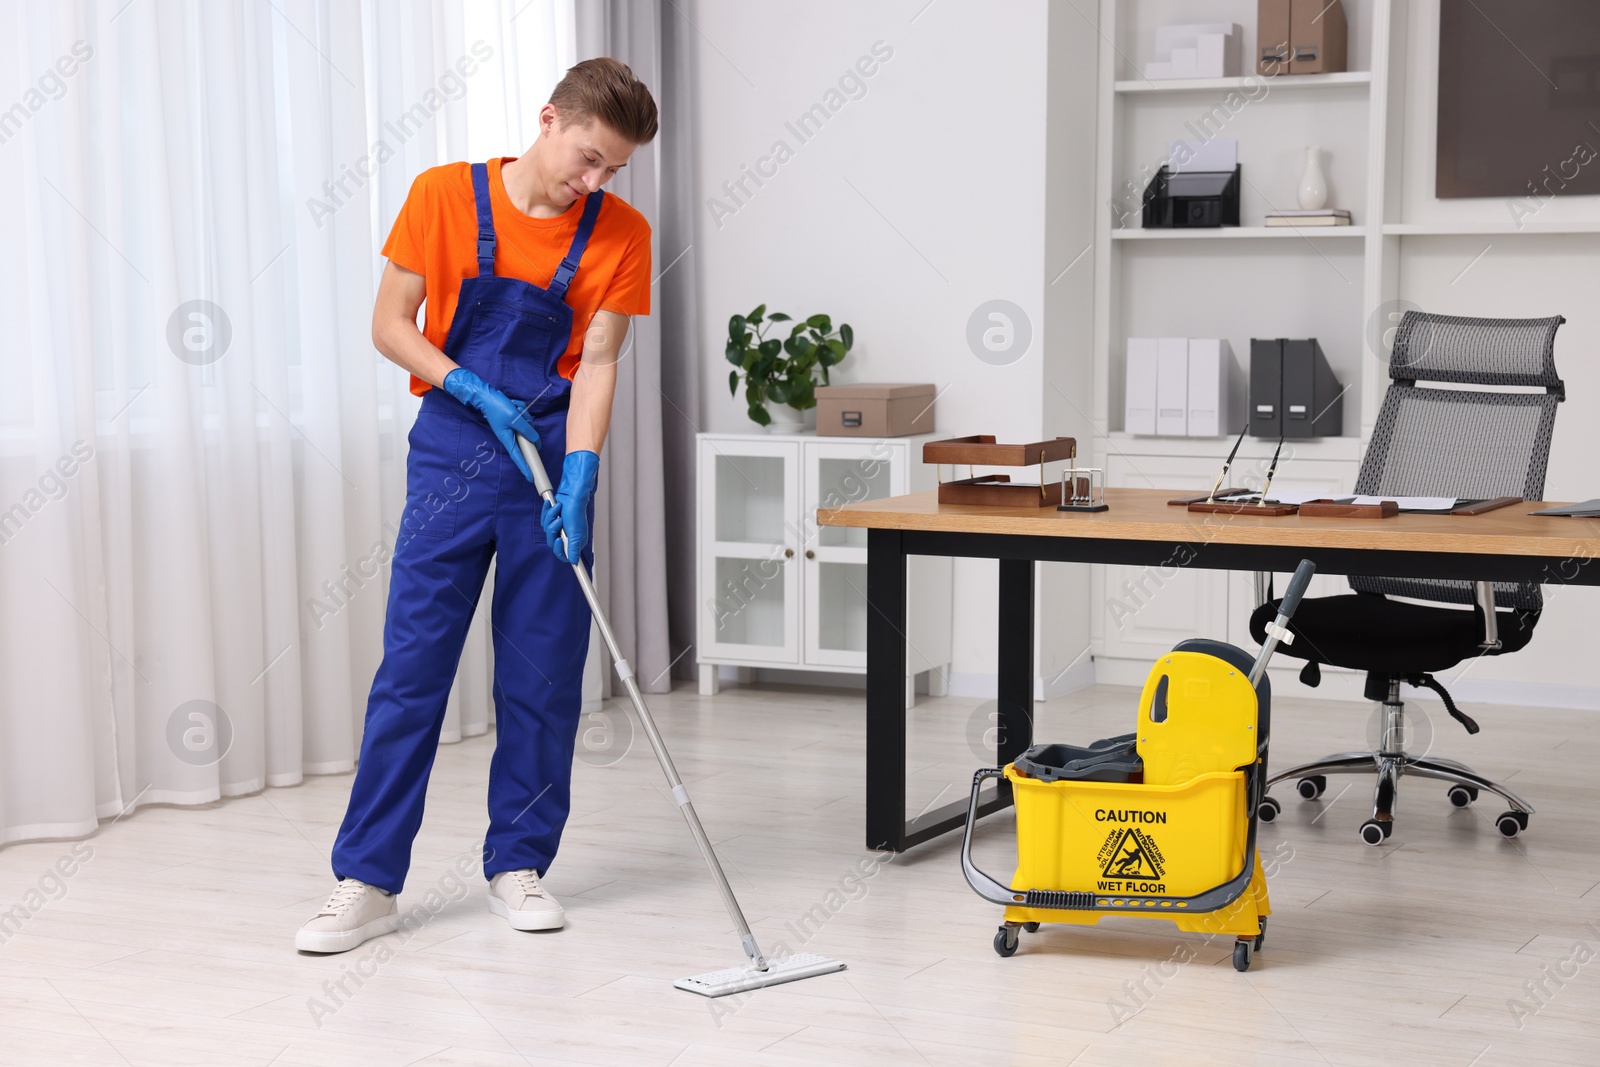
[573,0,700,691]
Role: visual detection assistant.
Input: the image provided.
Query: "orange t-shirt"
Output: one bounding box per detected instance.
[381,156,652,395]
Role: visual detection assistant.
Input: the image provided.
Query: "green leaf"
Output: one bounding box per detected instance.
[759,338,782,358]
[839,323,853,350]
[789,323,805,339]
[729,369,739,396]
[747,403,771,426]
[825,337,846,359]
[768,312,791,322]
[821,366,831,386]
[768,381,789,404]
[729,313,746,339]
[806,313,830,331]
[725,341,746,366]
[750,303,766,323]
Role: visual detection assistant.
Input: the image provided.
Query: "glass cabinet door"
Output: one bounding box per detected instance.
[801,440,903,669]
[698,439,802,664]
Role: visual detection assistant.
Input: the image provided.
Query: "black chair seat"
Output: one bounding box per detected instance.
[1249,594,1537,675]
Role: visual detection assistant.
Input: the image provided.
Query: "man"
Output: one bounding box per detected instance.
[296,58,657,954]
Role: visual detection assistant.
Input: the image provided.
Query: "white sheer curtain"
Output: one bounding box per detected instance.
[0,0,574,849]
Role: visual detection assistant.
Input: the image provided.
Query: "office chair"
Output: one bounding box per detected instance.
[1249,311,1566,846]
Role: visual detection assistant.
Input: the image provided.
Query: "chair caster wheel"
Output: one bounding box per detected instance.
[1447,785,1478,808]
[1296,775,1327,801]
[1022,922,1040,933]
[1257,796,1281,822]
[994,925,1019,957]
[1359,819,1391,846]
[1496,811,1529,838]
[1233,940,1253,972]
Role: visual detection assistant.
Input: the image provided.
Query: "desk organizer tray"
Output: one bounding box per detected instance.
[1186,500,1297,516]
[1297,499,1399,519]
[923,435,1078,508]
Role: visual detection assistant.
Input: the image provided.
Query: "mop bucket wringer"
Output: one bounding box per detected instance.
[961,560,1316,972]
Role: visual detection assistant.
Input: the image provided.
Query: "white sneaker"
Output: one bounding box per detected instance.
[295,878,399,953]
[488,869,565,931]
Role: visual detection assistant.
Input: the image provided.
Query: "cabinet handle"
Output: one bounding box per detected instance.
[784,548,795,558]
[805,549,815,559]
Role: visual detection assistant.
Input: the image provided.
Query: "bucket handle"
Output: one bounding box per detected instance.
[959,768,1025,907]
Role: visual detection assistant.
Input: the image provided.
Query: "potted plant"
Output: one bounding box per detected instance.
[726,303,853,431]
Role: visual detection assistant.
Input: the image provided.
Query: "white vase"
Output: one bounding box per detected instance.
[1298,145,1328,210]
[764,405,806,434]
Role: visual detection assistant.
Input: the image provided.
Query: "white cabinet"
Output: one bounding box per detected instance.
[696,432,952,705]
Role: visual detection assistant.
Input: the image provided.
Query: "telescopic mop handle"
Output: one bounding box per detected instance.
[1249,559,1316,686]
[514,433,770,972]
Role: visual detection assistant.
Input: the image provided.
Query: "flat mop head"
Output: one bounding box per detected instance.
[674,953,847,998]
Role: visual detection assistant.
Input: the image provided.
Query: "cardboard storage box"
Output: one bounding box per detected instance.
[814,383,936,437]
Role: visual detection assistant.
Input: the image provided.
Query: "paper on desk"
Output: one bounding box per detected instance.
[1260,492,1459,510]
[1262,490,1338,505]
[1350,495,1457,510]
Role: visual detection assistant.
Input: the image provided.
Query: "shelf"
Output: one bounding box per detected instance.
[1112,226,1366,240]
[1100,432,1364,464]
[1381,221,1600,236]
[1115,71,1372,94]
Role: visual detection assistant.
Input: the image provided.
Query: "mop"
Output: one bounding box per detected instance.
[516,435,846,997]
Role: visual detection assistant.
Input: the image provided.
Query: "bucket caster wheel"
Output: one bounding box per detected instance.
[1022,922,1040,933]
[1359,819,1392,846]
[1496,811,1530,838]
[1254,917,1267,952]
[1447,785,1478,808]
[1296,775,1327,801]
[1232,939,1254,972]
[993,925,1020,957]
[1257,795,1281,822]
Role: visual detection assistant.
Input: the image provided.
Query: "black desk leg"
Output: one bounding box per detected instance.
[865,528,908,852]
[996,558,1036,794]
[865,536,1036,852]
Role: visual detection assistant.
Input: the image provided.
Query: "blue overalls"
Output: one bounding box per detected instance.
[331,163,603,894]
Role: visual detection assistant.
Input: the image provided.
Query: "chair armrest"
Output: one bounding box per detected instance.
[1474,581,1501,649]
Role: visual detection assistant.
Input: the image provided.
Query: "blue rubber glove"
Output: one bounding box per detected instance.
[441,368,540,482]
[540,450,600,564]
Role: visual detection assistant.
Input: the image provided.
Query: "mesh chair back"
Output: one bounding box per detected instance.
[1350,312,1565,611]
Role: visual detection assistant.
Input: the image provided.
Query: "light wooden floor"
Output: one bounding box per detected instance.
[2,679,1598,1066]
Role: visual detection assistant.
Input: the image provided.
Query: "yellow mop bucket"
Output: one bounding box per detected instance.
[961,561,1315,971]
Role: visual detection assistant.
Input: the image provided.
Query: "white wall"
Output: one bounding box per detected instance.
[686,0,1064,686]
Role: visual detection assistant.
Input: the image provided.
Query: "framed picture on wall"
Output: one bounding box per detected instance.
[1437,0,1600,199]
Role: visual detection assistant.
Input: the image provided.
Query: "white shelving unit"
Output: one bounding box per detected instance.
[1084,0,1600,683]
[694,431,952,707]
[1088,0,1389,673]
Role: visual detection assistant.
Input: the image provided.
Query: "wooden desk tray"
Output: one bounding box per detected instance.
[1298,499,1399,519]
[923,435,1077,466]
[1186,500,1298,516]
[938,475,1065,508]
[1452,496,1522,516]
[1168,488,1254,506]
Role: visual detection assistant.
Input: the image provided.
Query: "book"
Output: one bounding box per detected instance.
[1264,215,1352,226]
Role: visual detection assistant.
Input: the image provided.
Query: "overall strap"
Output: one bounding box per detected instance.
[548,189,605,299]
[471,162,495,277]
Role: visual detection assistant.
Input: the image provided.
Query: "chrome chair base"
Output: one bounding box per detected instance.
[1258,683,1533,845]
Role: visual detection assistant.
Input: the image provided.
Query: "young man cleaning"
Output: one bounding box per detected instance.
[296,58,657,953]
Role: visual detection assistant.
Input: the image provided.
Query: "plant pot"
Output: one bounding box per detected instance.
[763,405,812,434]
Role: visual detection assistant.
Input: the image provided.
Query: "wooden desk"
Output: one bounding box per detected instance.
[817,488,1600,852]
